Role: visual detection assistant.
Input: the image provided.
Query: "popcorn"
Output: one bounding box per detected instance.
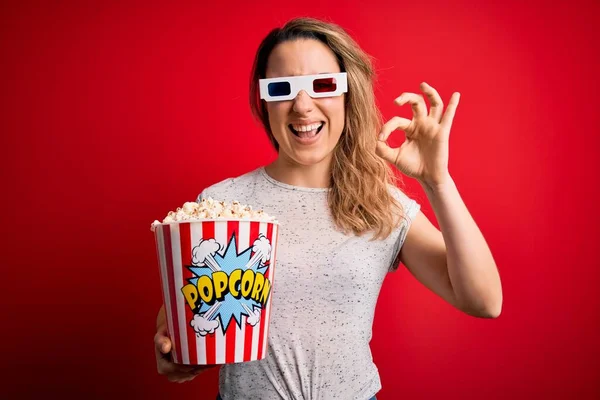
[151,197,277,231]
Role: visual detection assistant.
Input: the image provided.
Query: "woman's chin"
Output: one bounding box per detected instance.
[274,129,341,167]
[289,150,332,166]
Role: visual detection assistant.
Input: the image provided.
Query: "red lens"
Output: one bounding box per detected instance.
[313,77,337,93]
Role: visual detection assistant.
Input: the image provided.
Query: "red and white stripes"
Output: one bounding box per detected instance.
[154,220,278,365]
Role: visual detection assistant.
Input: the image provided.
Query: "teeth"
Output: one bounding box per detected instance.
[291,122,323,132]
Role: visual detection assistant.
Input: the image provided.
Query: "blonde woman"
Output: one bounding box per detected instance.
[153,17,502,400]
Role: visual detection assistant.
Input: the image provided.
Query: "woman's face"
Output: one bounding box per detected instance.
[265,39,345,167]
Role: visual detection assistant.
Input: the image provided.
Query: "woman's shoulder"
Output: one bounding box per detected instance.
[195,166,264,202]
[387,183,421,222]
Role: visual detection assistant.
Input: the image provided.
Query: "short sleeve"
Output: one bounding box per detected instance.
[388,191,421,273]
[195,177,236,203]
[196,190,208,203]
[196,187,217,203]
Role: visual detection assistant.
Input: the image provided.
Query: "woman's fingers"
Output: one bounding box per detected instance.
[376,139,399,165]
[154,313,215,383]
[165,365,215,383]
[420,82,444,122]
[154,329,171,354]
[395,93,427,119]
[157,354,202,376]
[378,116,412,141]
[376,116,411,165]
[440,92,460,131]
[154,331,199,376]
[167,370,199,383]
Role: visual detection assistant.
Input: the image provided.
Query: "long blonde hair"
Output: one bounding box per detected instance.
[249,17,407,240]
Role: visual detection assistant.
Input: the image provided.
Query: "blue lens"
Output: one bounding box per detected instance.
[268,81,291,97]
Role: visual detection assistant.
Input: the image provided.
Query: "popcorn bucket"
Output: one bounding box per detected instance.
[153,219,279,365]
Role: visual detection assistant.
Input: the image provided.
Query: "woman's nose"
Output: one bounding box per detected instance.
[292,90,314,113]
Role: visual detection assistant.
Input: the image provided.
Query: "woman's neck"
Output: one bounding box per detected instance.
[265,157,332,189]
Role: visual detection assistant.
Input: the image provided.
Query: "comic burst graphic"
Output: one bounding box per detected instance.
[186,234,271,335]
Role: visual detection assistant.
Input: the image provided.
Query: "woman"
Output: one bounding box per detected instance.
[153,17,502,399]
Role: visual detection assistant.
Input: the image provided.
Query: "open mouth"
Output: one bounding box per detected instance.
[288,122,325,137]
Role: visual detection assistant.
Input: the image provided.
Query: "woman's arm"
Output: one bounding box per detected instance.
[400,177,503,318]
[375,82,502,317]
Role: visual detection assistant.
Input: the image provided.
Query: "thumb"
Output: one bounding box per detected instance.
[155,323,172,354]
[376,139,399,165]
[376,116,410,165]
[159,337,172,354]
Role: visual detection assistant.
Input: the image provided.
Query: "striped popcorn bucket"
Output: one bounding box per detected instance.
[153,219,279,365]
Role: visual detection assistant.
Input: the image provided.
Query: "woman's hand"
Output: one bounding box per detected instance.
[375,82,460,188]
[154,306,215,383]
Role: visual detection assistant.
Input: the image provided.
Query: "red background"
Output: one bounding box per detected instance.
[2,0,599,398]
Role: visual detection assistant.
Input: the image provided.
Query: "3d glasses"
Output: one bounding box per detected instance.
[259,72,348,102]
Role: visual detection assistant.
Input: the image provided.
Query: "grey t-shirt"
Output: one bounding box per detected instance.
[197,166,420,400]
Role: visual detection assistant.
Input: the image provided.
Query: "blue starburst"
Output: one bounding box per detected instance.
[186,234,267,332]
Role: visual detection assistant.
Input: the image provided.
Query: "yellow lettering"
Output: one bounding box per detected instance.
[212,271,228,301]
[181,283,199,310]
[241,269,255,298]
[197,275,214,304]
[229,269,242,298]
[251,273,265,302]
[191,270,271,306]
[260,278,271,306]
